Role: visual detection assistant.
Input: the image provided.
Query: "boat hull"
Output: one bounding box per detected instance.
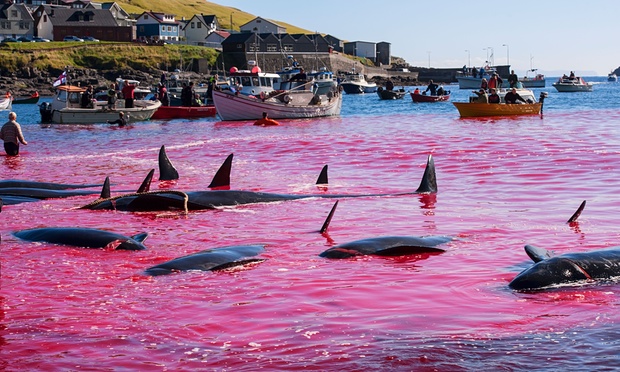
[453,102,542,118]
[212,90,342,121]
[552,83,593,92]
[377,89,406,100]
[0,97,12,110]
[50,100,161,124]
[12,96,40,104]
[340,82,377,94]
[411,93,450,103]
[151,105,216,120]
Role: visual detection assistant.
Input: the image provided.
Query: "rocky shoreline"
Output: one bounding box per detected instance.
[0,67,212,97]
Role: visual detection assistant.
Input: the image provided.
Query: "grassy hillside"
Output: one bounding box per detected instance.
[115,0,311,34]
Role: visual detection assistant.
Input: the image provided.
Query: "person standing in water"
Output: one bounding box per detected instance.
[0,111,27,156]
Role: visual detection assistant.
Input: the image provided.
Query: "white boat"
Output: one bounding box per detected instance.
[520,69,546,88]
[456,66,497,89]
[339,70,377,94]
[227,64,282,97]
[40,85,161,124]
[212,87,342,121]
[307,68,338,95]
[608,73,617,82]
[552,75,593,92]
[0,95,12,111]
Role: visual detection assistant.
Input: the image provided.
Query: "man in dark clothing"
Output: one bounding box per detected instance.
[424,80,438,96]
[508,70,519,88]
[81,86,93,108]
[504,88,527,104]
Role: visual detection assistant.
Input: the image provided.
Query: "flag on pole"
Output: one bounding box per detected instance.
[53,71,67,87]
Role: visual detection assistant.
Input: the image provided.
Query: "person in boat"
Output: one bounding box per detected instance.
[480,78,488,91]
[158,83,170,106]
[206,74,218,101]
[0,111,27,156]
[80,85,94,108]
[107,84,117,110]
[107,111,127,126]
[508,70,519,88]
[504,88,527,104]
[471,67,478,78]
[488,88,500,104]
[569,71,576,79]
[385,79,394,91]
[436,86,445,96]
[488,73,500,90]
[413,88,420,95]
[424,80,438,96]
[472,88,488,103]
[254,112,280,126]
[122,81,136,109]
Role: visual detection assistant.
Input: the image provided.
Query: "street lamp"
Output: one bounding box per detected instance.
[502,44,509,65]
[465,49,470,67]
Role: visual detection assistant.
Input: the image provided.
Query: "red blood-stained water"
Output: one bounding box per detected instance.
[3,95,620,369]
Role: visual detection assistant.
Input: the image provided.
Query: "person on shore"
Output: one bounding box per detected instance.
[107,84,117,110]
[472,88,488,103]
[0,111,27,156]
[488,88,500,103]
[122,81,136,108]
[508,70,519,88]
[254,112,280,126]
[107,111,127,126]
[424,80,438,96]
[504,88,527,104]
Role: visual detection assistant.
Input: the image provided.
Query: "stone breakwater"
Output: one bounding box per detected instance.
[0,67,211,97]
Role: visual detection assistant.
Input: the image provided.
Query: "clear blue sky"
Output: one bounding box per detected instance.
[213,0,619,76]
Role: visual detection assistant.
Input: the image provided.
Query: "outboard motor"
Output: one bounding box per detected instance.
[539,92,548,104]
[39,102,53,123]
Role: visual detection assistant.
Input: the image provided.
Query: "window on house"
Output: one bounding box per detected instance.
[257,20,261,23]
[191,22,194,28]
[43,15,47,22]
[144,15,147,20]
[284,44,293,52]
[139,26,144,32]
[197,23,201,28]
[167,26,171,31]
[236,43,242,49]
[161,26,165,31]
[267,44,276,52]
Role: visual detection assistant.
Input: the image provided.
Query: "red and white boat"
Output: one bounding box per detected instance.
[151,105,217,120]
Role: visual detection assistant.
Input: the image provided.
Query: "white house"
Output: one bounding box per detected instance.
[239,16,285,34]
[204,30,229,49]
[183,13,218,45]
[0,3,35,40]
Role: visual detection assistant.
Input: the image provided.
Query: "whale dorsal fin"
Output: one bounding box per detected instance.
[525,244,554,263]
[137,169,155,193]
[158,145,179,181]
[208,153,233,188]
[567,200,586,223]
[316,165,328,185]
[131,232,149,243]
[415,154,437,194]
[100,177,111,199]
[319,201,339,233]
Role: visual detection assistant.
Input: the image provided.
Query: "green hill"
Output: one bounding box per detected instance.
[115,0,311,34]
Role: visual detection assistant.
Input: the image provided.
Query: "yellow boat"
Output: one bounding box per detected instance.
[453,102,543,118]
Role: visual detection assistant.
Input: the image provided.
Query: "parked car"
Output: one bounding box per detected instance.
[63,35,84,42]
[82,36,99,42]
[32,37,51,42]
[1,37,21,43]
[17,36,34,42]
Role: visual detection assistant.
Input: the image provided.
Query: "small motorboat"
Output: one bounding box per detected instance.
[453,91,547,118]
[411,92,450,103]
[151,105,217,120]
[552,74,593,92]
[339,69,377,94]
[376,87,406,100]
[12,92,40,104]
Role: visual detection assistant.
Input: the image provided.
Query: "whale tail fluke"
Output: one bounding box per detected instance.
[567,200,586,223]
[316,165,328,185]
[137,169,155,193]
[415,154,437,194]
[208,153,233,188]
[319,201,339,233]
[100,177,111,199]
[158,145,179,181]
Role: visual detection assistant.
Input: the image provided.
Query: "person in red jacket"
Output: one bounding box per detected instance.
[122,81,136,108]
